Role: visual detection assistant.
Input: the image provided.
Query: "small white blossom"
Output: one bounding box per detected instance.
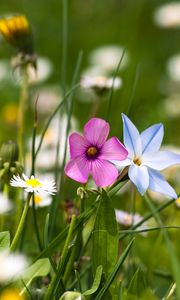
[10,174,57,195]
[154,3,180,28]
[30,193,52,208]
[115,209,148,236]
[0,251,28,283]
[89,45,129,72]
[167,54,180,82]
[0,192,13,214]
[81,75,122,90]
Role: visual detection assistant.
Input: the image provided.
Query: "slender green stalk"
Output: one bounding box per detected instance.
[144,194,180,299]
[10,193,32,251]
[106,47,126,121]
[61,0,68,93]
[45,215,76,299]
[0,184,9,230]
[17,65,29,164]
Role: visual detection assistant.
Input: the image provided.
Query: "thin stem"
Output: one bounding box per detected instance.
[10,193,32,251]
[45,215,76,299]
[17,66,29,164]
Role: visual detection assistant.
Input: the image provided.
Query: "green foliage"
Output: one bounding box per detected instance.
[0,231,10,250]
[92,189,118,277]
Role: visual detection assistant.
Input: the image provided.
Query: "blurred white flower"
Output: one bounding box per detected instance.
[10,174,57,195]
[167,54,180,82]
[115,209,148,235]
[33,85,61,115]
[30,193,52,208]
[163,94,180,118]
[29,115,78,170]
[14,56,53,85]
[81,75,122,90]
[154,3,180,28]
[0,192,13,214]
[0,59,10,82]
[0,251,28,283]
[89,45,129,72]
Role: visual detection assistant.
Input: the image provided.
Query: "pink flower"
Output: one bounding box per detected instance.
[64,118,128,187]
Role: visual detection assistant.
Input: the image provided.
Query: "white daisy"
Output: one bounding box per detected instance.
[80,75,122,90]
[154,3,180,28]
[30,193,52,208]
[0,192,13,214]
[0,251,28,283]
[89,45,129,72]
[10,174,57,195]
[115,209,148,236]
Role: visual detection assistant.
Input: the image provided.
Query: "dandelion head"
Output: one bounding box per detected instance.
[0,288,24,300]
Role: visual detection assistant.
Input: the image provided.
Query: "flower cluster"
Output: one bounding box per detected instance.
[65,115,180,198]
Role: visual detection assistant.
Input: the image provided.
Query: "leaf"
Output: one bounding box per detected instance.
[95,238,134,300]
[0,231,10,250]
[127,268,146,297]
[83,265,103,296]
[92,189,118,277]
[20,258,50,295]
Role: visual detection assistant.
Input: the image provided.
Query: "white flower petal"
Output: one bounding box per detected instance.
[142,151,180,170]
[128,164,149,195]
[122,113,142,158]
[148,168,177,199]
[140,123,164,155]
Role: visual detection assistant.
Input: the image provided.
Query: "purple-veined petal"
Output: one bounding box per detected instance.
[91,159,118,187]
[99,137,128,160]
[69,133,90,159]
[122,113,142,158]
[140,123,164,155]
[128,164,149,195]
[148,168,177,199]
[111,158,132,167]
[84,118,109,147]
[142,151,180,170]
[64,156,91,183]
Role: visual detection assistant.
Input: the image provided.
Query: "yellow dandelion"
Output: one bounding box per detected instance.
[0,15,33,54]
[2,103,18,124]
[0,288,24,300]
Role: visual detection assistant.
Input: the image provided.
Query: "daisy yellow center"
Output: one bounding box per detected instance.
[133,157,142,166]
[26,178,42,188]
[87,146,98,158]
[34,195,42,204]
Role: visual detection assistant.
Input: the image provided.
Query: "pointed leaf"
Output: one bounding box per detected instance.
[92,189,118,277]
[83,265,103,296]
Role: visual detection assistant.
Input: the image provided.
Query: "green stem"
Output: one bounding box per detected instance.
[10,193,32,251]
[45,215,76,299]
[17,66,29,164]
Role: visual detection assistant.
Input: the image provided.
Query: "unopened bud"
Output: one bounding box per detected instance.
[59,291,85,300]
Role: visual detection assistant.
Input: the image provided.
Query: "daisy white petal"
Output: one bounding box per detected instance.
[10,174,57,195]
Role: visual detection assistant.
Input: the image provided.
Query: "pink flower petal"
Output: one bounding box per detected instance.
[84,118,110,147]
[69,133,90,159]
[64,156,91,183]
[91,159,118,187]
[99,137,128,160]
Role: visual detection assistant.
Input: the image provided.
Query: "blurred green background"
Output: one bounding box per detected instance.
[0,2,180,298]
[0,0,180,144]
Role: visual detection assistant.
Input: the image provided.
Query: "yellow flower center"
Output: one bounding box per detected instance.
[87,146,98,158]
[34,195,42,204]
[0,288,24,300]
[26,178,42,188]
[133,157,142,166]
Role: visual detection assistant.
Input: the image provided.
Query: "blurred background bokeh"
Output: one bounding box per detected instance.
[0,0,180,143]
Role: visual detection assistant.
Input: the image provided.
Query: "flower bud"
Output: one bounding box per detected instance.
[59,291,85,300]
[0,141,23,184]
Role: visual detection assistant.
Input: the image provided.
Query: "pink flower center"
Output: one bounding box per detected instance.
[87,146,98,158]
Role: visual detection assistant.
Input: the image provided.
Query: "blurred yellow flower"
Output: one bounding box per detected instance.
[0,288,24,300]
[2,103,18,124]
[0,15,34,55]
